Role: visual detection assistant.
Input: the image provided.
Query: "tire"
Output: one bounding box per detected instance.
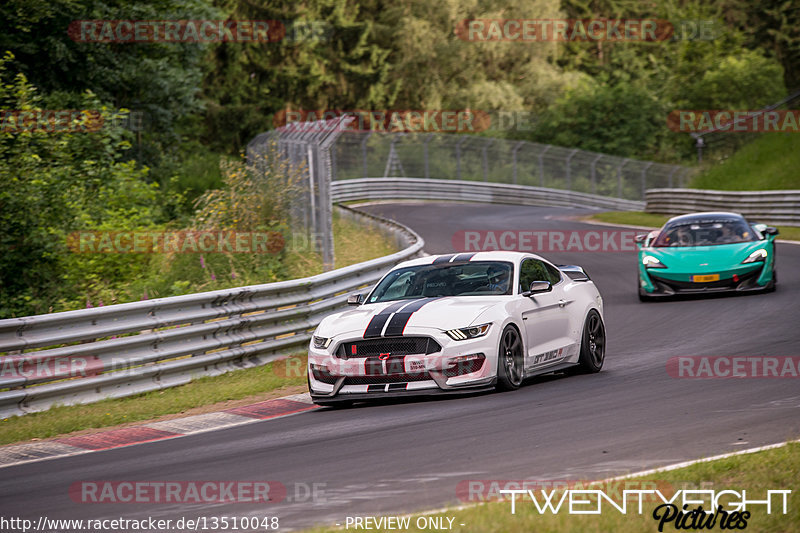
[496,325,524,391]
[573,310,605,374]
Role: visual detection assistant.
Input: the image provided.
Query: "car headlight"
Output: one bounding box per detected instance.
[642,255,667,268]
[446,323,491,341]
[312,336,332,349]
[741,249,767,264]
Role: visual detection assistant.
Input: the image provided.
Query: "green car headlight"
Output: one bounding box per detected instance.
[642,255,667,269]
[742,249,767,264]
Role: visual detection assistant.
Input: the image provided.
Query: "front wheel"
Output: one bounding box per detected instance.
[496,326,524,391]
[573,310,605,374]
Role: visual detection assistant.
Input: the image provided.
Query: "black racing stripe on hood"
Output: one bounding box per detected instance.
[363,299,418,339]
[383,298,438,337]
[432,254,457,264]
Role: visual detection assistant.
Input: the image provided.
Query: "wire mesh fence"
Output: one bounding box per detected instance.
[247,116,353,270]
[332,132,693,201]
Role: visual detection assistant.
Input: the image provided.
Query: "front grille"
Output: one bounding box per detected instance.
[650,267,760,291]
[343,373,431,385]
[311,366,337,385]
[442,356,485,377]
[337,336,441,359]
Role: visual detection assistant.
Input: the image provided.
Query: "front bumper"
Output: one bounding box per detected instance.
[307,331,497,401]
[639,263,771,296]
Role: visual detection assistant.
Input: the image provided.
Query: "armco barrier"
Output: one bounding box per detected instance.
[646,188,800,226]
[0,206,423,418]
[331,178,645,211]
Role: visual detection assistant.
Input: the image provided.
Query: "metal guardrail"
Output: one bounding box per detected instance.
[646,188,800,226]
[0,207,424,418]
[332,178,646,211]
[333,132,694,201]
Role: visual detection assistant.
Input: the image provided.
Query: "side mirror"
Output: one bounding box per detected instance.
[634,233,647,244]
[347,293,364,306]
[763,226,779,236]
[522,280,551,297]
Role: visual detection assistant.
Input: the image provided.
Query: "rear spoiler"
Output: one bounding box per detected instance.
[557,264,591,281]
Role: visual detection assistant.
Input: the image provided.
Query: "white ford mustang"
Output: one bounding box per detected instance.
[307,251,605,406]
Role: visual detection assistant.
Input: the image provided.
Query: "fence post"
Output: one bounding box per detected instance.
[424,134,433,179]
[566,148,578,190]
[617,159,631,198]
[482,139,493,182]
[512,141,524,185]
[538,145,551,187]
[590,154,602,195]
[361,133,371,178]
[667,165,679,188]
[641,162,654,200]
[456,137,467,180]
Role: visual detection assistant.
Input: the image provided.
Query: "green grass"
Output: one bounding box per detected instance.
[690,134,800,191]
[305,442,800,533]
[586,211,672,228]
[0,355,308,445]
[285,210,401,278]
[588,212,800,241]
[0,214,400,444]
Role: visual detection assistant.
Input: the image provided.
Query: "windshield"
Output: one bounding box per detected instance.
[652,219,757,247]
[367,261,514,303]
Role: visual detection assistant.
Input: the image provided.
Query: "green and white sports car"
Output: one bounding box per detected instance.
[636,212,778,301]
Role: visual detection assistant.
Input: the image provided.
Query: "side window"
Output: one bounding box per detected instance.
[544,263,562,284]
[519,259,549,293]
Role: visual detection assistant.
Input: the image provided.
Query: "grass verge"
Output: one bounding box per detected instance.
[0,355,309,446]
[1,212,400,444]
[587,212,800,241]
[690,134,800,191]
[306,442,800,533]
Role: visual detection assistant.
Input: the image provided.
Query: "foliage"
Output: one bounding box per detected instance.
[0,53,158,316]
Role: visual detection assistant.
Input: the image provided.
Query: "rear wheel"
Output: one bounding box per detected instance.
[496,326,524,391]
[573,310,605,374]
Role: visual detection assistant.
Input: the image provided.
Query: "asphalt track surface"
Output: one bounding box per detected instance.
[2,203,799,531]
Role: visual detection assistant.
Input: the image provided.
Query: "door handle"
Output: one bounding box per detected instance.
[558,299,566,308]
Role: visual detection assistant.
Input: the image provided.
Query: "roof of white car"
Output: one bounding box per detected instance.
[397,251,546,269]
